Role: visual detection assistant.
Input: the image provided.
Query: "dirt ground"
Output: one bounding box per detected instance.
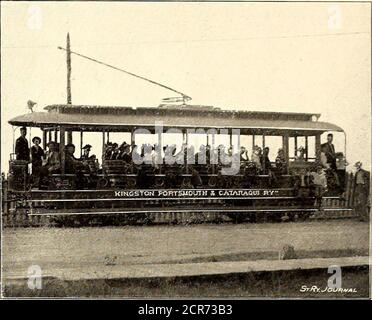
[2,220,370,297]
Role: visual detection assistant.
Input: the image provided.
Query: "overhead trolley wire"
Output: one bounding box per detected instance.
[57,46,192,103]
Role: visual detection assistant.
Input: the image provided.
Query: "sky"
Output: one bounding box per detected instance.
[1,1,371,172]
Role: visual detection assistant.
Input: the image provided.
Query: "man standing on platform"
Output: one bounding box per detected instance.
[15,126,30,161]
[321,133,337,170]
[353,162,370,221]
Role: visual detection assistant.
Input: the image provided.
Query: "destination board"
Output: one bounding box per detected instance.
[113,189,294,199]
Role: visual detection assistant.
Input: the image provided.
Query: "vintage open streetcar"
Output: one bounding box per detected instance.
[4,101,352,226]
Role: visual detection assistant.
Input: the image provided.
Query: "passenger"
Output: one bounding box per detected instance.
[335,152,348,192]
[165,144,177,165]
[175,143,187,165]
[80,144,95,161]
[261,147,272,175]
[217,145,226,165]
[15,126,30,161]
[64,143,83,173]
[321,133,337,170]
[139,143,151,165]
[318,143,340,192]
[196,145,207,165]
[130,143,140,161]
[336,152,348,170]
[39,141,60,187]
[353,162,370,221]
[191,167,203,188]
[110,143,119,160]
[80,144,98,173]
[204,144,210,160]
[152,144,161,169]
[104,142,113,160]
[116,142,127,160]
[41,141,60,172]
[275,148,287,174]
[219,145,233,166]
[251,145,262,172]
[121,143,132,164]
[187,145,196,165]
[310,165,327,201]
[171,144,177,157]
[31,136,44,175]
[319,148,329,169]
[295,146,306,161]
[240,146,249,163]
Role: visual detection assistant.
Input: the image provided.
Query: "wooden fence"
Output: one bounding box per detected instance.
[316,171,357,219]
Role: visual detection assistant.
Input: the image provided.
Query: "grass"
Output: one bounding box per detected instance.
[153,248,369,265]
[3,266,369,298]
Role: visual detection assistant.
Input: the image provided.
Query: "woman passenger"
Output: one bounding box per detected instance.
[31,136,44,175]
[251,145,262,173]
[261,147,272,175]
[275,148,287,174]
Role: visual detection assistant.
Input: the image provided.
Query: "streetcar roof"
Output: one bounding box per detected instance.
[8,104,343,134]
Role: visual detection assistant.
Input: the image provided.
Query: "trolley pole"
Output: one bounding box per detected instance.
[66,33,73,144]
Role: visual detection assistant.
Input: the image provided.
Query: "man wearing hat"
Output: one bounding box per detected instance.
[321,133,337,170]
[120,142,132,163]
[295,146,306,161]
[80,144,93,161]
[353,162,370,221]
[38,141,60,188]
[42,141,60,172]
[15,127,30,161]
[65,143,82,173]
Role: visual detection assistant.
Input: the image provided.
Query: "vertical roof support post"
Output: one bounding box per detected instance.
[294,135,298,158]
[157,127,162,174]
[80,131,83,158]
[185,129,189,174]
[131,127,136,146]
[229,128,233,150]
[42,129,47,150]
[211,129,216,174]
[48,130,52,143]
[182,129,186,173]
[282,133,289,174]
[12,126,15,154]
[315,134,321,160]
[252,134,255,148]
[67,130,73,145]
[262,133,265,149]
[102,131,106,164]
[305,135,308,161]
[54,129,58,142]
[131,128,136,174]
[182,129,186,145]
[60,127,65,175]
